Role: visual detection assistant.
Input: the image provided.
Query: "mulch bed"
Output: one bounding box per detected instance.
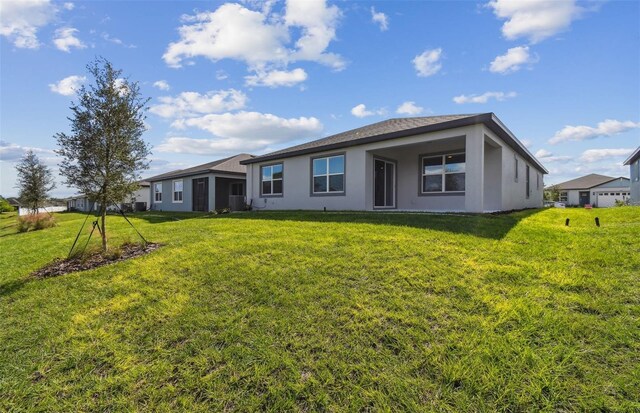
[32,243,160,278]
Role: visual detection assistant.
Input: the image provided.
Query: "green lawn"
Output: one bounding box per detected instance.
[1,208,639,411]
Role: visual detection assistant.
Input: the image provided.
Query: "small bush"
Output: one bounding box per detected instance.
[614,199,628,207]
[17,213,56,232]
[0,197,14,213]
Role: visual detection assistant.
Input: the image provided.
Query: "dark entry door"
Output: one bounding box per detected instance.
[374,158,395,208]
[192,177,209,212]
[579,191,590,206]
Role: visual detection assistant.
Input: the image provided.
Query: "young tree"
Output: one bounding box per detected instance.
[545,184,560,201]
[56,58,150,251]
[15,150,56,213]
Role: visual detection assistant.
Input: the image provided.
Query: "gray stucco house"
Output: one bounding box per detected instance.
[147,154,253,212]
[552,174,631,207]
[240,113,548,212]
[624,146,640,205]
[67,181,151,212]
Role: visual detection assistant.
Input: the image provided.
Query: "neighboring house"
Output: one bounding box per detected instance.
[551,174,631,207]
[147,154,253,212]
[241,113,547,212]
[624,146,640,205]
[67,181,151,212]
[6,197,21,209]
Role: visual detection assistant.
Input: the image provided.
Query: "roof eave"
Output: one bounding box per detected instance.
[241,113,549,175]
[623,147,640,165]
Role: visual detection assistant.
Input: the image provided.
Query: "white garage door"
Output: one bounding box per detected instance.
[595,192,626,207]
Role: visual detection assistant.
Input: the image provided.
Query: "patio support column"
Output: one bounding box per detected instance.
[465,124,485,212]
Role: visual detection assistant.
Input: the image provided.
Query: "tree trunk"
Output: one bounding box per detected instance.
[100,205,107,251]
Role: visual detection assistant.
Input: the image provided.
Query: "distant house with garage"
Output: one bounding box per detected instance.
[551,174,631,207]
[624,146,640,205]
[146,154,253,212]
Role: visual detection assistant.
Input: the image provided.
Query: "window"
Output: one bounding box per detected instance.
[514,156,519,182]
[559,191,568,202]
[537,173,540,190]
[636,160,640,181]
[421,153,465,193]
[526,165,530,199]
[154,182,162,202]
[173,180,183,202]
[261,164,283,196]
[312,154,345,194]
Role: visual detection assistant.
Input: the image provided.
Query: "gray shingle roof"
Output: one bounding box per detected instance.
[241,113,548,174]
[624,146,640,165]
[553,174,618,190]
[146,153,254,182]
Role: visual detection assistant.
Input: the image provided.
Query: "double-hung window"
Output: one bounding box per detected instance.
[173,180,183,202]
[421,153,465,193]
[154,182,162,202]
[312,154,345,194]
[261,164,283,196]
[526,165,530,199]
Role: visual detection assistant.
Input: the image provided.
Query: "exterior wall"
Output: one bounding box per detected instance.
[483,128,544,211]
[628,160,639,205]
[566,190,581,206]
[150,173,244,212]
[151,173,213,212]
[246,124,545,212]
[130,186,150,208]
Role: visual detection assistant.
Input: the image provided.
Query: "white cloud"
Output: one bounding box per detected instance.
[490,46,537,74]
[0,0,57,49]
[534,148,571,163]
[150,89,248,118]
[549,119,640,144]
[49,75,86,96]
[216,70,228,80]
[63,2,74,11]
[453,91,517,104]
[0,140,57,163]
[351,104,386,118]
[413,48,442,77]
[245,68,307,87]
[102,32,136,49]
[579,148,635,163]
[487,0,583,44]
[396,101,423,115]
[157,111,323,155]
[371,7,388,31]
[153,80,170,91]
[163,1,344,76]
[53,27,86,52]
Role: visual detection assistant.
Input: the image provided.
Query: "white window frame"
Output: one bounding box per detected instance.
[154,182,162,203]
[312,154,345,195]
[261,163,283,196]
[559,191,568,202]
[421,152,466,194]
[172,179,183,203]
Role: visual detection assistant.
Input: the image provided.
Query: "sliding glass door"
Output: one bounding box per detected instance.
[374,158,396,208]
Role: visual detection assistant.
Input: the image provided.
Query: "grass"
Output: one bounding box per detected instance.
[0,207,639,411]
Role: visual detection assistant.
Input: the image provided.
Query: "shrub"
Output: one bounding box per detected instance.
[17,213,56,232]
[614,199,628,207]
[0,197,13,213]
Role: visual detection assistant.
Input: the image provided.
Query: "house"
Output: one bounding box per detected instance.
[147,154,253,212]
[624,146,640,205]
[551,174,631,207]
[240,113,547,212]
[67,181,151,212]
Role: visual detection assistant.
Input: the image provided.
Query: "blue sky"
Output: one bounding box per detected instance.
[1,0,639,197]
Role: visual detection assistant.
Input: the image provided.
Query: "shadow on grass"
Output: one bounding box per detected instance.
[0,278,29,298]
[212,209,544,240]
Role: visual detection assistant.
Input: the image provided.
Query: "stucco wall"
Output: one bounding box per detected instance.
[247,124,545,212]
[151,173,216,212]
[630,160,640,205]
